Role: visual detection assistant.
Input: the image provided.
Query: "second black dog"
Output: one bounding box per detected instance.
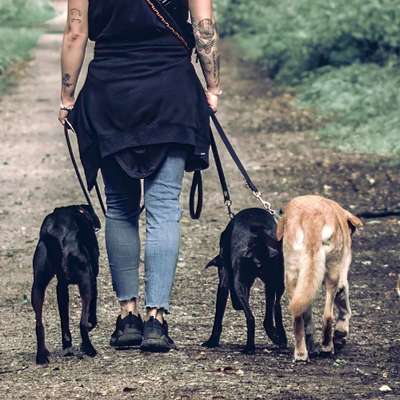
[31,205,100,365]
[202,208,287,354]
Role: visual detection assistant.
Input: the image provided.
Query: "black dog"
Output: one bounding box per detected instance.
[31,205,100,365]
[202,208,287,354]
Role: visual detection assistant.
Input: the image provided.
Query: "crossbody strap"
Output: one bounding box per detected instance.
[143,0,190,50]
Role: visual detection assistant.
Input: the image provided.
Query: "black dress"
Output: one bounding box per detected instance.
[68,0,210,190]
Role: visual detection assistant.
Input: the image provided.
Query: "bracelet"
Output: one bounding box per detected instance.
[206,88,223,97]
[60,102,74,112]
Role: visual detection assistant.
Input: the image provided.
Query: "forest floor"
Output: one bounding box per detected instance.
[0,1,399,399]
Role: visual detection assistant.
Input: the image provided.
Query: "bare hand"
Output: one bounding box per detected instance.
[58,98,75,126]
[206,91,219,113]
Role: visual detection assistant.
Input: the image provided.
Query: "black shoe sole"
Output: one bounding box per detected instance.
[140,338,171,353]
[110,333,143,349]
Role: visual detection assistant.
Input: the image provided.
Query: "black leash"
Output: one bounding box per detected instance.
[208,109,276,218]
[357,207,400,219]
[189,170,203,219]
[209,128,234,218]
[64,120,106,217]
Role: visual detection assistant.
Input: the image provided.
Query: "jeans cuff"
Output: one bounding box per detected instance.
[144,303,170,314]
[117,293,139,302]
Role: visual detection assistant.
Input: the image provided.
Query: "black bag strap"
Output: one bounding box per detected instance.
[143,0,193,51]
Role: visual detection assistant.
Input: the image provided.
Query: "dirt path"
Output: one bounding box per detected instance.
[0,2,399,399]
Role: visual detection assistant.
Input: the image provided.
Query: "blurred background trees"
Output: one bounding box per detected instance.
[0,0,53,91]
[215,0,400,155]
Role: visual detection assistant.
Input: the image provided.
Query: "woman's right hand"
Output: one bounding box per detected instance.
[205,88,222,113]
[58,98,75,126]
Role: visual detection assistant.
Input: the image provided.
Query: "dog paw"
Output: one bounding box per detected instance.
[81,343,97,357]
[308,344,321,359]
[88,319,97,332]
[242,346,256,355]
[319,346,334,358]
[36,349,50,365]
[333,330,347,349]
[201,339,220,348]
[62,346,74,357]
[293,350,309,363]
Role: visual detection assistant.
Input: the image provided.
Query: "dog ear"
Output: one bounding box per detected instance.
[275,217,285,241]
[346,211,363,235]
[206,255,222,268]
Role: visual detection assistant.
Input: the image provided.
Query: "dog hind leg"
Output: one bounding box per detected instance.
[78,277,97,357]
[56,282,73,355]
[202,282,229,348]
[88,279,98,331]
[233,274,256,354]
[321,280,337,356]
[32,240,54,365]
[334,281,351,348]
[303,306,319,358]
[273,284,287,348]
[263,286,277,344]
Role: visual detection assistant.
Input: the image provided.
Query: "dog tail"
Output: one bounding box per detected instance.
[289,252,325,318]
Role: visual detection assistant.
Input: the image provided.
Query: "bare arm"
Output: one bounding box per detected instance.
[59,0,89,124]
[189,0,221,111]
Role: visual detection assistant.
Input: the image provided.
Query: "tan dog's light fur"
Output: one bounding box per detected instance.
[276,195,363,361]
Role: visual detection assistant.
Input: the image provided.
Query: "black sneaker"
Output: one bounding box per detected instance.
[110,312,143,348]
[140,316,176,353]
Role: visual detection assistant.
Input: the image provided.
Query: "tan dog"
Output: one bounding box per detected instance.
[276,195,363,362]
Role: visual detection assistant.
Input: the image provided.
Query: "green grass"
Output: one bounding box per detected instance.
[215,0,400,157]
[0,0,53,92]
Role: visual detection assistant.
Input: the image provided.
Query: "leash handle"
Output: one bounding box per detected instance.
[189,170,203,219]
[209,110,276,216]
[64,119,106,218]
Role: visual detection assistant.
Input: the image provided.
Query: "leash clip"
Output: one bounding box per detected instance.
[252,191,276,216]
[224,199,235,219]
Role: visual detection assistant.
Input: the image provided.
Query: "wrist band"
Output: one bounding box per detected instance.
[60,102,74,112]
[206,88,223,97]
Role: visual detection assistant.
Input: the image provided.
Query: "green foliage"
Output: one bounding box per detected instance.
[298,64,400,155]
[216,0,400,156]
[217,0,400,83]
[0,0,53,91]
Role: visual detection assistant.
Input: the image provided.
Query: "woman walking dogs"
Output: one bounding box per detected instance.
[58,0,220,352]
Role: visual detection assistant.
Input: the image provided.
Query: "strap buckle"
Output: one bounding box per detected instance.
[224,199,235,219]
[252,191,276,216]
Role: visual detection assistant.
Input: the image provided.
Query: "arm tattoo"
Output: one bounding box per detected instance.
[70,8,82,24]
[193,18,220,88]
[62,73,73,88]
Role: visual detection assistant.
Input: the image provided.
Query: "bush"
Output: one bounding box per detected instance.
[0,0,53,26]
[298,63,400,155]
[217,0,400,83]
[216,0,400,156]
[0,0,53,91]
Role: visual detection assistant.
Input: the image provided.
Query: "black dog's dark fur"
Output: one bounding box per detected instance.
[31,205,100,364]
[202,208,287,354]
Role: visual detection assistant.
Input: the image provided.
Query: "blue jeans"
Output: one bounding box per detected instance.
[100,147,186,312]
